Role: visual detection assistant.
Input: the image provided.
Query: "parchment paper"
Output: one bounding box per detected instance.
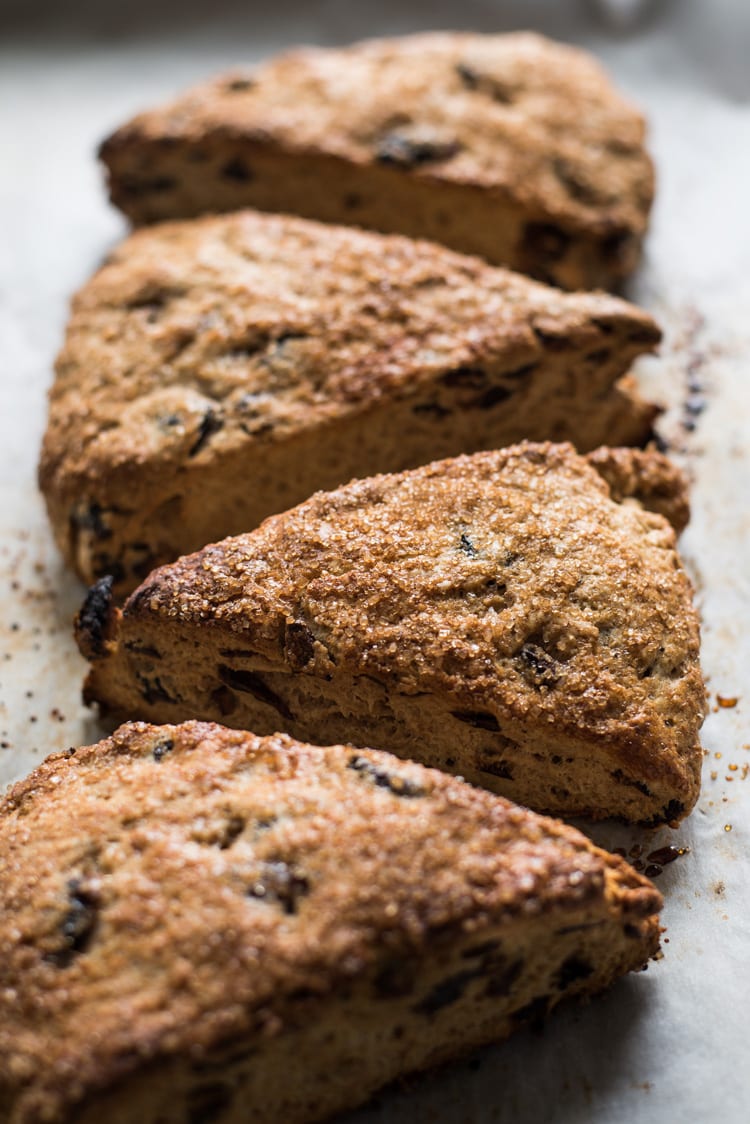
[1,2,748,1120]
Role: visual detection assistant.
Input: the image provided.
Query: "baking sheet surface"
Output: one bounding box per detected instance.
[1,2,749,1120]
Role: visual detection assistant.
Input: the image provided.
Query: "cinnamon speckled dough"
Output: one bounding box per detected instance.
[40,209,660,594]
[100,31,654,289]
[78,443,704,826]
[0,721,661,1124]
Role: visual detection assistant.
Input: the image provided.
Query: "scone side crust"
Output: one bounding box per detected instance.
[0,721,661,1119]
[99,31,654,239]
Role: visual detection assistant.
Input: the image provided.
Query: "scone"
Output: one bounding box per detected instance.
[0,720,662,1124]
[77,443,704,825]
[99,31,654,289]
[40,209,660,594]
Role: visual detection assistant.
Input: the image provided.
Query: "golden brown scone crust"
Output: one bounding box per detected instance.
[100,32,654,289]
[0,721,661,1124]
[79,443,704,825]
[585,445,690,533]
[40,209,660,593]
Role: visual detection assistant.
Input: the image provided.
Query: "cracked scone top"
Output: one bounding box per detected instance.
[100,31,654,289]
[40,208,660,593]
[78,442,704,825]
[0,721,661,1124]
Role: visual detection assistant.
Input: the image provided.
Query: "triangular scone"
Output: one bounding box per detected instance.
[99,31,653,290]
[78,443,703,825]
[0,721,661,1124]
[82,440,706,827]
[40,209,660,594]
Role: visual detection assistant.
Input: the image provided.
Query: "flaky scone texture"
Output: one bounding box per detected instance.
[79,443,704,825]
[40,209,660,593]
[0,721,661,1124]
[100,31,654,289]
